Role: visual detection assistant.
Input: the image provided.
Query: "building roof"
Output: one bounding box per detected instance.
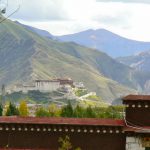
[0,117,125,126]
[123,95,150,102]
[35,80,59,82]
[35,78,72,82]
[124,126,150,133]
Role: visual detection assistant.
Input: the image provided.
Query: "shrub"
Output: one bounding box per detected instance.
[35,107,50,117]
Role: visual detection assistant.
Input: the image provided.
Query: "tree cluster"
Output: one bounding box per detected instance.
[0,100,124,119]
[0,100,29,116]
[36,101,124,119]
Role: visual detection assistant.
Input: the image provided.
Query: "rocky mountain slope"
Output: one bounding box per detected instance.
[117,51,150,94]
[117,51,150,72]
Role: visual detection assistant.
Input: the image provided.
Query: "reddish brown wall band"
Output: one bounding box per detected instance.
[126,107,150,126]
[0,131,125,150]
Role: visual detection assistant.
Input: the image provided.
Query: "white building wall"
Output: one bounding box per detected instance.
[35,81,60,92]
[11,80,66,93]
[13,85,36,93]
[22,86,35,93]
[126,137,145,150]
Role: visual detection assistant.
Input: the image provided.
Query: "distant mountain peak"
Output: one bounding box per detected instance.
[13,22,150,58]
[58,28,150,57]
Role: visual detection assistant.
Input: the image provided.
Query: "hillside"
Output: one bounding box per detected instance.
[1,90,109,107]
[117,51,150,72]
[14,22,150,92]
[9,22,140,90]
[117,51,150,94]
[58,29,150,57]
[0,19,137,103]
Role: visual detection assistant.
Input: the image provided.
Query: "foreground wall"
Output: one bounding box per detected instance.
[0,124,125,150]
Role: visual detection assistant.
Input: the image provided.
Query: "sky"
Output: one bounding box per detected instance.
[3,0,150,41]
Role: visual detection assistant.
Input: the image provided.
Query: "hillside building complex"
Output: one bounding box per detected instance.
[0,95,149,150]
[11,78,74,93]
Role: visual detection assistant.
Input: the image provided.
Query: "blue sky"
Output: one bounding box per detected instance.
[4,0,150,41]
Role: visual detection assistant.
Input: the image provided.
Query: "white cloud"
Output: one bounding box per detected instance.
[20,20,100,36]
[7,0,69,21]
[96,0,150,4]
[5,0,150,41]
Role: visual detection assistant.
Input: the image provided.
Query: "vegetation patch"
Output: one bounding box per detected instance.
[75,89,88,97]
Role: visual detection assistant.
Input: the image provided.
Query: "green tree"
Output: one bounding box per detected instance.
[0,103,3,116]
[94,107,107,118]
[73,105,84,118]
[48,103,61,117]
[59,136,72,150]
[58,136,81,150]
[93,106,124,119]
[5,102,19,116]
[85,106,96,118]
[19,101,29,117]
[35,107,50,117]
[61,101,73,117]
[75,89,87,97]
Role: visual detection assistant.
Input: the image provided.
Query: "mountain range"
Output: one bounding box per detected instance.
[58,29,150,58]
[17,23,150,58]
[0,19,140,103]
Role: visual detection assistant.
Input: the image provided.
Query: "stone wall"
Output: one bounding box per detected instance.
[126,136,145,150]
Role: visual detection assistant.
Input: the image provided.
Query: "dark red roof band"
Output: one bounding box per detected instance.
[0,117,125,126]
[123,94,150,101]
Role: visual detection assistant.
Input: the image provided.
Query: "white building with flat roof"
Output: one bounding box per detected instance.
[10,78,75,94]
[35,80,60,92]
